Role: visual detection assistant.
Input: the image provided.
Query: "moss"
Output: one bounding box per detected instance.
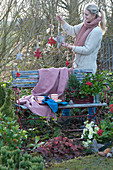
[48,154,113,170]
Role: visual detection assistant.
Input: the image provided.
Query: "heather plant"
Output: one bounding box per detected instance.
[0,112,27,150]
[37,136,83,160]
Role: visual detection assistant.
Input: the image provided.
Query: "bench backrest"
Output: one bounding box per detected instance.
[12,70,39,88]
[11,69,93,88]
[73,69,93,82]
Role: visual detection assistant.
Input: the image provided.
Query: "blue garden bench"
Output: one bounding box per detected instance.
[11,69,107,129]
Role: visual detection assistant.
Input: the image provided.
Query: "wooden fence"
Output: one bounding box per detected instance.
[98,36,113,71]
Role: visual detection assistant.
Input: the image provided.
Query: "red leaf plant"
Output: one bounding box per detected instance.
[36,136,83,160]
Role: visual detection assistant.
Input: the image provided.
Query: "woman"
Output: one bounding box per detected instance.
[56,3,107,121]
[56,3,107,74]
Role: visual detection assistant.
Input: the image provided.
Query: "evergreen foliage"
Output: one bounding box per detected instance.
[0,146,44,170]
[0,83,5,108]
[0,88,15,118]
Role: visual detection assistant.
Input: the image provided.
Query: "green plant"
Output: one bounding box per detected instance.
[0,112,27,150]
[95,117,113,143]
[0,146,44,170]
[27,136,45,150]
[80,72,105,97]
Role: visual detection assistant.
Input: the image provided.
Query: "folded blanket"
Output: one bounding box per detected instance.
[19,67,71,121]
[42,96,68,113]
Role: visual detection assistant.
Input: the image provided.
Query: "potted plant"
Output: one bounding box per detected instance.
[80,72,106,103]
[64,71,93,103]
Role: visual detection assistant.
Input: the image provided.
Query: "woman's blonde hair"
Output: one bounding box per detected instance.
[86,3,107,34]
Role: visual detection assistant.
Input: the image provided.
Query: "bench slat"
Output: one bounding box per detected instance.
[58,103,107,109]
[12,75,39,79]
[12,79,38,83]
[12,83,37,88]
[12,70,39,74]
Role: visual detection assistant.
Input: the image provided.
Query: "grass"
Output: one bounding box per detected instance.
[47,154,113,170]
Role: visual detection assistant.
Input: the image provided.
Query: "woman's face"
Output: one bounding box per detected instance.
[84,9,96,23]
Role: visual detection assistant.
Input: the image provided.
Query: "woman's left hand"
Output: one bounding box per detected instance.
[62,42,73,49]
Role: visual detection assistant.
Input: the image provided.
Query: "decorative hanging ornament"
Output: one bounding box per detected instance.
[34,48,42,59]
[48,36,56,46]
[53,32,67,48]
[66,60,69,66]
[16,50,23,60]
[66,49,69,66]
[16,72,20,77]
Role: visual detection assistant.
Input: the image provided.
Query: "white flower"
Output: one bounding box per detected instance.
[84,120,88,125]
[81,134,84,139]
[83,128,88,135]
[88,133,93,139]
[94,126,100,132]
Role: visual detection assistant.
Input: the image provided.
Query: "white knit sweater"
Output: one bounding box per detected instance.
[62,22,103,74]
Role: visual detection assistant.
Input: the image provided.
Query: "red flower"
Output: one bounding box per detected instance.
[85,82,92,86]
[0,119,2,120]
[110,104,113,113]
[66,60,69,66]
[16,146,18,149]
[97,129,103,136]
[110,108,113,113]
[1,122,3,124]
[48,36,56,46]
[109,104,113,108]
[4,133,6,135]
[13,139,16,142]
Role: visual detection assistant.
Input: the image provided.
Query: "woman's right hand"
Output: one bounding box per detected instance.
[56,14,63,22]
[56,14,65,26]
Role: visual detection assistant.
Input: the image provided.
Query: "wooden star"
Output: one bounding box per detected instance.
[16,72,20,77]
[34,48,42,59]
[48,36,56,46]
[16,51,23,60]
[53,32,67,48]
[66,60,69,66]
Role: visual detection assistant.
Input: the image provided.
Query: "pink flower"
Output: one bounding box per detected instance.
[97,129,103,136]
[85,82,92,86]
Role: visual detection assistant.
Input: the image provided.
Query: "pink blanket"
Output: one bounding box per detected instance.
[19,67,71,121]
